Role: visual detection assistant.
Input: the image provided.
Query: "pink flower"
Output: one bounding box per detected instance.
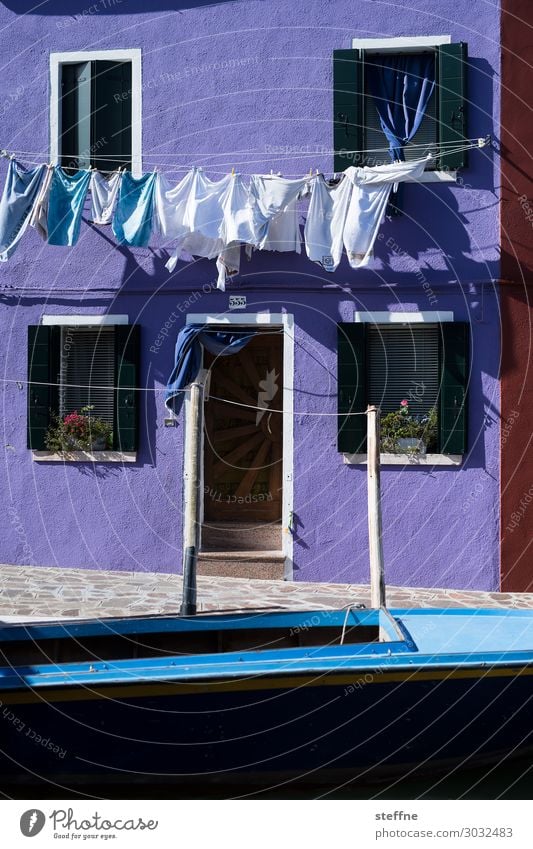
[400,399,408,407]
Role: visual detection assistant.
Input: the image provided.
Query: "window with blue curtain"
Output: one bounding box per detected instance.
[364,52,438,168]
[333,43,468,174]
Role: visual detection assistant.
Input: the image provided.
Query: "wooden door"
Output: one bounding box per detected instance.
[204,332,283,522]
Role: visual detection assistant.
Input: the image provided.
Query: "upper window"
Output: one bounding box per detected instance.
[50,50,142,174]
[60,60,132,172]
[333,39,468,176]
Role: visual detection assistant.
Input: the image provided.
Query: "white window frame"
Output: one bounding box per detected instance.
[50,49,142,176]
[344,309,462,466]
[351,35,456,183]
[33,314,136,463]
[41,314,129,326]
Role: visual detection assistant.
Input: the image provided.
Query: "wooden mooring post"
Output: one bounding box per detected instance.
[180,379,204,616]
[366,405,386,610]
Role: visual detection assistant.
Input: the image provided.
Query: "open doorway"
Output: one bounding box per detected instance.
[200,329,284,577]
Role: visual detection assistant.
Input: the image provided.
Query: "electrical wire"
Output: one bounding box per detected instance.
[3,376,367,416]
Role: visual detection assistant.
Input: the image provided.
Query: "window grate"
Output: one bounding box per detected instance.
[59,327,115,424]
[367,325,440,414]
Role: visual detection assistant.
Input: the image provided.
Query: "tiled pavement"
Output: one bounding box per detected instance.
[1,563,533,620]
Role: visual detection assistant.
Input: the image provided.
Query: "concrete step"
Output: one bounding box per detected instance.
[201,522,282,553]
[198,550,286,580]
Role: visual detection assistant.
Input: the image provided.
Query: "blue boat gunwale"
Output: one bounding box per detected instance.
[1,604,530,645]
[0,607,393,641]
[1,650,533,695]
[1,607,533,693]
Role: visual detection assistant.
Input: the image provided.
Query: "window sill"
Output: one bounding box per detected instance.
[32,450,137,463]
[418,170,457,183]
[343,453,463,466]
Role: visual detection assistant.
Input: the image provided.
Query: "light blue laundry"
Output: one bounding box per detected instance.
[47,167,92,246]
[0,159,45,261]
[112,171,157,247]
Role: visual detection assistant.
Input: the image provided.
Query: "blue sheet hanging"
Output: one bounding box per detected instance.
[47,167,92,246]
[0,159,45,261]
[165,323,256,414]
[366,54,435,162]
[113,171,157,247]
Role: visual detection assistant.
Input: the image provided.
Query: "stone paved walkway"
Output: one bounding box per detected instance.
[0,563,532,620]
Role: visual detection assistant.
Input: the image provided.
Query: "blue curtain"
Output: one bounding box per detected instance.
[366,54,435,161]
[165,323,255,414]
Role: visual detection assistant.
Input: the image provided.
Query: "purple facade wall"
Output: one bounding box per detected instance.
[0,1,500,588]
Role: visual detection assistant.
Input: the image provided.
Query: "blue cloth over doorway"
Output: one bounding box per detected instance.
[165,323,255,414]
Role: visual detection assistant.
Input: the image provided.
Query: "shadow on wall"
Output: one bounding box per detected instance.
[1,0,246,12]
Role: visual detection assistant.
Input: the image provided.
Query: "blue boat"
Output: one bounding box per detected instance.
[1,605,532,787]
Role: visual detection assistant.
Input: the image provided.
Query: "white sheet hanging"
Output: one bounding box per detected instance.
[257,197,302,253]
[184,169,232,241]
[343,157,429,268]
[28,165,53,241]
[157,170,224,273]
[304,174,353,272]
[155,170,194,241]
[249,175,308,251]
[220,175,256,245]
[89,170,121,225]
[216,243,241,291]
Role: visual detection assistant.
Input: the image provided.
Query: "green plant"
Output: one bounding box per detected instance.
[45,405,113,452]
[380,400,438,453]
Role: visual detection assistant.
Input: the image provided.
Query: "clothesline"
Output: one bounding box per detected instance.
[6,376,366,416]
[0,142,482,178]
[0,136,489,162]
[0,146,485,291]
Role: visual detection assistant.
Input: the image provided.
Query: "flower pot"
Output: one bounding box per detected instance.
[396,437,427,455]
[90,437,108,451]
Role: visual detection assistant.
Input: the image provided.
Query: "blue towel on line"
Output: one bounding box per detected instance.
[0,159,45,261]
[113,171,157,247]
[47,167,92,247]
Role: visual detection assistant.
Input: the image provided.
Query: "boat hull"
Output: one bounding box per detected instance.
[1,662,532,786]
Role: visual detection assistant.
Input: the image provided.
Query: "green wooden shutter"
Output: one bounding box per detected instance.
[92,60,132,172]
[437,43,468,170]
[333,49,364,173]
[27,325,60,450]
[114,324,140,452]
[338,322,366,453]
[439,322,469,454]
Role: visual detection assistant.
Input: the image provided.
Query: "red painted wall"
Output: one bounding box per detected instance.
[500,0,533,590]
